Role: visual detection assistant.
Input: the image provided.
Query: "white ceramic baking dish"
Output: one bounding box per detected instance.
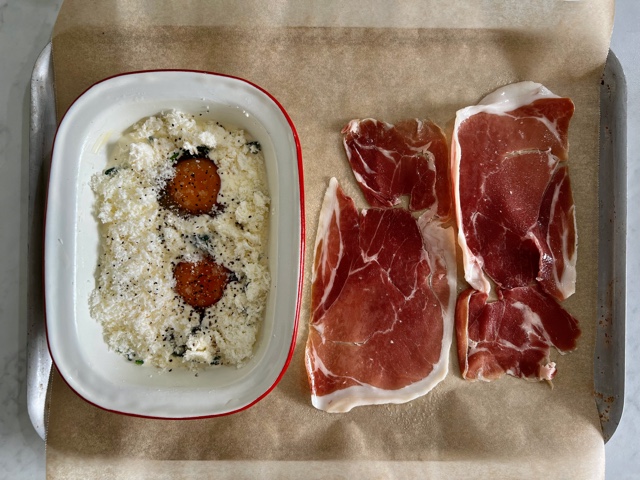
[44,70,304,418]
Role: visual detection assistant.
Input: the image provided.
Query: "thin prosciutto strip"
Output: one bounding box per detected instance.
[342,118,451,219]
[305,178,456,412]
[456,286,580,381]
[452,81,577,301]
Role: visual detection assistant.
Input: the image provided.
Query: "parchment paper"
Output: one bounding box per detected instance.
[46,1,614,478]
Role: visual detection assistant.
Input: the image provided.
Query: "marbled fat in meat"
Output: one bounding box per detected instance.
[456,286,580,381]
[305,178,456,412]
[342,118,451,219]
[535,165,578,301]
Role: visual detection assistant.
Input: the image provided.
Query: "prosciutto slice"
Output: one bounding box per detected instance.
[452,82,577,301]
[342,118,451,219]
[305,178,456,412]
[456,286,580,381]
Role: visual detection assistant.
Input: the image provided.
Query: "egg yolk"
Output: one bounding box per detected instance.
[162,158,221,216]
[173,257,229,309]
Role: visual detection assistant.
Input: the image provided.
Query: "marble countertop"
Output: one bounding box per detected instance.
[0,1,637,477]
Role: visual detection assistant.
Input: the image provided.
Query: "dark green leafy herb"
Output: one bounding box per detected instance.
[173,145,212,163]
[170,151,180,162]
[135,359,144,365]
[246,141,261,154]
[173,346,186,357]
[196,145,211,157]
[148,136,155,143]
[104,167,118,176]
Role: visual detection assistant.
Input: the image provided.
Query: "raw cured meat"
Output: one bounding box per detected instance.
[342,118,451,218]
[305,178,456,412]
[452,82,577,301]
[452,82,581,382]
[455,286,580,381]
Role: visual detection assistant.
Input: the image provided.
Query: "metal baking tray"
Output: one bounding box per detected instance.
[26,43,627,442]
[595,50,627,442]
[27,42,55,441]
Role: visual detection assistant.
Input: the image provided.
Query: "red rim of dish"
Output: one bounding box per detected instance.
[43,69,305,420]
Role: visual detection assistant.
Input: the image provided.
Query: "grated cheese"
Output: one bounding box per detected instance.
[89,110,270,370]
